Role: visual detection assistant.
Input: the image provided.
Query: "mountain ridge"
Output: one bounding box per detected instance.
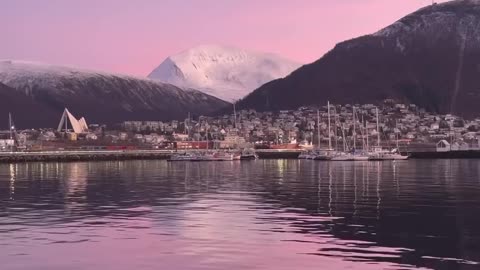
[0,60,229,128]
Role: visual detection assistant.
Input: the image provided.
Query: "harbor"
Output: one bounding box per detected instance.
[1,144,480,163]
[1,101,480,163]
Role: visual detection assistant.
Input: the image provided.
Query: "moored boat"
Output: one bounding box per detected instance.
[368,147,409,161]
[203,151,234,161]
[330,152,354,161]
[168,152,204,161]
[352,152,370,161]
[367,108,409,161]
[240,148,258,160]
[168,151,235,161]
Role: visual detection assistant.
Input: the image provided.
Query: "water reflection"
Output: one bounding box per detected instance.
[0,160,479,269]
[9,163,15,200]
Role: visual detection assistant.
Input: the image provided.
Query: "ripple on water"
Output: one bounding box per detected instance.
[0,160,479,270]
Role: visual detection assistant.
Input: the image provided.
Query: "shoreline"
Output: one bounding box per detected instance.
[1,149,480,163]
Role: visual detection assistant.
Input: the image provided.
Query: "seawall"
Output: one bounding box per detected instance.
[0,150,174,163]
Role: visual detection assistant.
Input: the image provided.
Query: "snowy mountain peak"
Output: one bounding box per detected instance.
[374,0,480,38]
[147,45,302,101]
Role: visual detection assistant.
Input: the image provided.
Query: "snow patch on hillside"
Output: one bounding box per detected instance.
[0,60,147,83]
[0,60,174,96]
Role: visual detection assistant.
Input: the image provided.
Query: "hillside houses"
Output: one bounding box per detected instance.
[118,100,480,147]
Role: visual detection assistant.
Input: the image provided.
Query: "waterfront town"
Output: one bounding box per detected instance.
[1,100,480,153]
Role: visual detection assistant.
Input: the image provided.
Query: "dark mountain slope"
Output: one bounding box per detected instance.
[0,82,59,128]
[238,0,480,117]
[0,61,229,128]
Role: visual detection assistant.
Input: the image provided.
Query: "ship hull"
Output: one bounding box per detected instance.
[255,149,302,159]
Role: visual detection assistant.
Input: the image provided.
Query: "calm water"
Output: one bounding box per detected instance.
[1,160,480,270]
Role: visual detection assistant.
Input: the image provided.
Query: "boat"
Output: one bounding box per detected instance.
[311,149,334,160]
[298,151,311,159]
[368,147,407,160]
[299,150,318,159]
[368,108,409,161]
[368,147,394,160]
[269,142,300,150]
[330,152,354,161]
[1,113,17,152]
[168,151,235,161]
[350,106,370,161]
[168,152,204,161]
[233,152,242,160]
[203,151,234,161]
[256,138,302,159]
[299,140,314,151]
[309,103,334,161]
[352,151,370,161]
[353,155,369,161]
[328,104,355,161]
[255,148,302,159]
[240,151,258,160]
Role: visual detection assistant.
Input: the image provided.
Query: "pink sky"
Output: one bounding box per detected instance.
[1,0,447,76]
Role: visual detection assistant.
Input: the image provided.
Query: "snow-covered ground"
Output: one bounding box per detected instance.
[148,45,302,102]
[0,60,150,88]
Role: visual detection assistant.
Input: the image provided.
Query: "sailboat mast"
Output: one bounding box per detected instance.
[361,114,366,151]
[327,101,332,150]
[317,110,321,149]
[233,101,237,129]
[395,119,399,149]
[334,106,338,151]
[8,113,12,140]
[376,107,380,147]
[206,128,209,150]
[365,116,369,151]
[353,106,356,150]
[185,112,190,135]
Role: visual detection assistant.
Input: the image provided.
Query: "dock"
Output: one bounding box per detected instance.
[0,150,174,163]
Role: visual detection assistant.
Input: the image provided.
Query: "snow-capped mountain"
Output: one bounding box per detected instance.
[148,45,302,101]
[0,60,229,127]
[238,0,480,117]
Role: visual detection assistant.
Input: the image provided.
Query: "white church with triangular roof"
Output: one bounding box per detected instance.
[57,108,89,134]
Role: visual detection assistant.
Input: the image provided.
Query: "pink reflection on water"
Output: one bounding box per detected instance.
[1,193,430,270]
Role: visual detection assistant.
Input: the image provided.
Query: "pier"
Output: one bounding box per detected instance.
[0,150,174,163]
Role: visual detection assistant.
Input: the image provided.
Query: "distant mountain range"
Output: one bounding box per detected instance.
[238,0,480,118]
[0,61,229,128]
[148,45,301,102]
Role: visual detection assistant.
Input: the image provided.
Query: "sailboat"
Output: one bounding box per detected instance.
[330,122,354,161]
[368,107,409,160]
[351,106,369,161]
[329,105,354,161]
[299,111,318,159]
[312,102,335,160]
[3,113,17,152]
[300,110,323,159]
